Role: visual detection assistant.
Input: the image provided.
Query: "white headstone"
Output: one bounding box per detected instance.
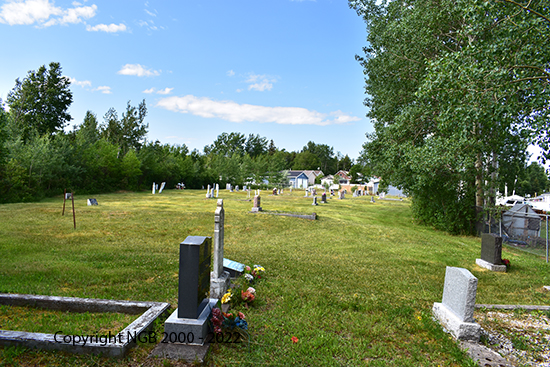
[152,182,156,194]
[210,199,230,299]
[432,267,481,340]
[159,182,166,194]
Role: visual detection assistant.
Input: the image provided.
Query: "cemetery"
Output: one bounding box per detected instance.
[0,189,549,366]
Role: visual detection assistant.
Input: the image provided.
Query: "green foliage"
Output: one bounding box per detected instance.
[6,62,73,142]
[350,0,550,233]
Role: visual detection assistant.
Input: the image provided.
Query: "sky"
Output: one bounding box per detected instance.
[0,0,371,160]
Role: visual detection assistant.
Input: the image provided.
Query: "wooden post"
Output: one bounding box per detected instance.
[71,193,76,229]
[62,189,67,216]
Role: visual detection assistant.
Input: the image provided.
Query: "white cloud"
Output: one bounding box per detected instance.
[143,87,173,95]
[227,70,235,77]
[86,23,126,32]
[118,64,160,77]
[93,86,112,94]
[0,0,96,26]
[144,9,156,17]
[245,73,277,92]
[157,87,173,95]
[156,95,359,126]
[69,77,92,88]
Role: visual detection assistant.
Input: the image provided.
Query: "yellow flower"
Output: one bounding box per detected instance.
[254,266,265,272]
[417,316,422,321]
[221,290,232,304]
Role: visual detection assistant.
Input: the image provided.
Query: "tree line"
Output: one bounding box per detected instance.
[350,0,550,233]
[0,63,358,203]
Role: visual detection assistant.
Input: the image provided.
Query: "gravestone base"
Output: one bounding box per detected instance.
[250,207,262,212]
[149,342,210,363]
[210,271,230,300]
[432,303,481,341]
[475,258,507,272]
[164,299,217,346]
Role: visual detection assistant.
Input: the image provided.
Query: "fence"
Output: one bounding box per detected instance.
[486,211,549,263]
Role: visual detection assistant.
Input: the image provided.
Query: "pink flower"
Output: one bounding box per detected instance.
[238,312,246,320]
[245,265,251,271]
[247,287,256,294]
[291,336,298,343]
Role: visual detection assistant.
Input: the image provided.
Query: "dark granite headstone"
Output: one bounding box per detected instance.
[178,236,212,319]
[321,193,327,203]
[480,233,502,265]
[87,198,98,206]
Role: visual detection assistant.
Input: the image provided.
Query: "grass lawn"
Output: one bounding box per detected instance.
[1,189,549,366]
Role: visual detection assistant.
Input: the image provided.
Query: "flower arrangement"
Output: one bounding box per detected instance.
[243,264,265,284]
[241,287,256,307]
[502,258,511,268]
[221,290,232,304]
[210,307,248,335]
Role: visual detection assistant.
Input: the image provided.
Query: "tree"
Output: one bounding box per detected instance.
[204,132,246,157]
[7,62,73,142]
[244,134,268,158]
[101,100,148,156]
[350,0,550,233]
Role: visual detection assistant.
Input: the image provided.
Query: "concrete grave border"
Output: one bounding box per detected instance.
[0,293,170,358]
[249,211,317,220]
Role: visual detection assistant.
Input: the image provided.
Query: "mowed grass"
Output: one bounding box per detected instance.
[1,189,549,366]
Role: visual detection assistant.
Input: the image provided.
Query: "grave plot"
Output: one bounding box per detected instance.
[0,294,169,358]
[475,307,550,366]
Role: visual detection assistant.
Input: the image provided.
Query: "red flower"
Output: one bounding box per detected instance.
[291,336,298,343]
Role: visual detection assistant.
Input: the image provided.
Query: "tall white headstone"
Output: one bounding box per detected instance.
[152,182,156,194]
[210,199,230,299]
[159,182,166,194]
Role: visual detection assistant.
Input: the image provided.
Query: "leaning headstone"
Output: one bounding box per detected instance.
[432,267,481,341]
[476,234,506,272]
[312,197,318,206]
[251,195,262,212]
[87,198,98,206]
[164,236,217,345]
[152,182,156,194]
[223,258,245,278]
[210,200,230,299]
[159,182,166,194]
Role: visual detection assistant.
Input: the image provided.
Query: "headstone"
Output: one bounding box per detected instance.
[321,193,327,203]
[251,195,262,212]
[216,184,219,198]
[432,267,481,341]
[339,191,345,200]
[177,236,211,319]
[273,188,277,195]
[164,236,217,345]
[65,193,73,199]
[371,196,375,203]
[353,191,358,197]
[226,183,231,190]
[156,184,159,191]
[159,182,166,194]
[210,200,230,299]
[235,185,239,192]
[152,182,156,195]
[312,189,317,196]
[223,258,245,278]
[312,197,318,206]
[304,190,309,198]
[87,198,98,206]
[476,234,506,271]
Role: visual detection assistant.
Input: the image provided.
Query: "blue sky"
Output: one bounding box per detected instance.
[0,0,371,160]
